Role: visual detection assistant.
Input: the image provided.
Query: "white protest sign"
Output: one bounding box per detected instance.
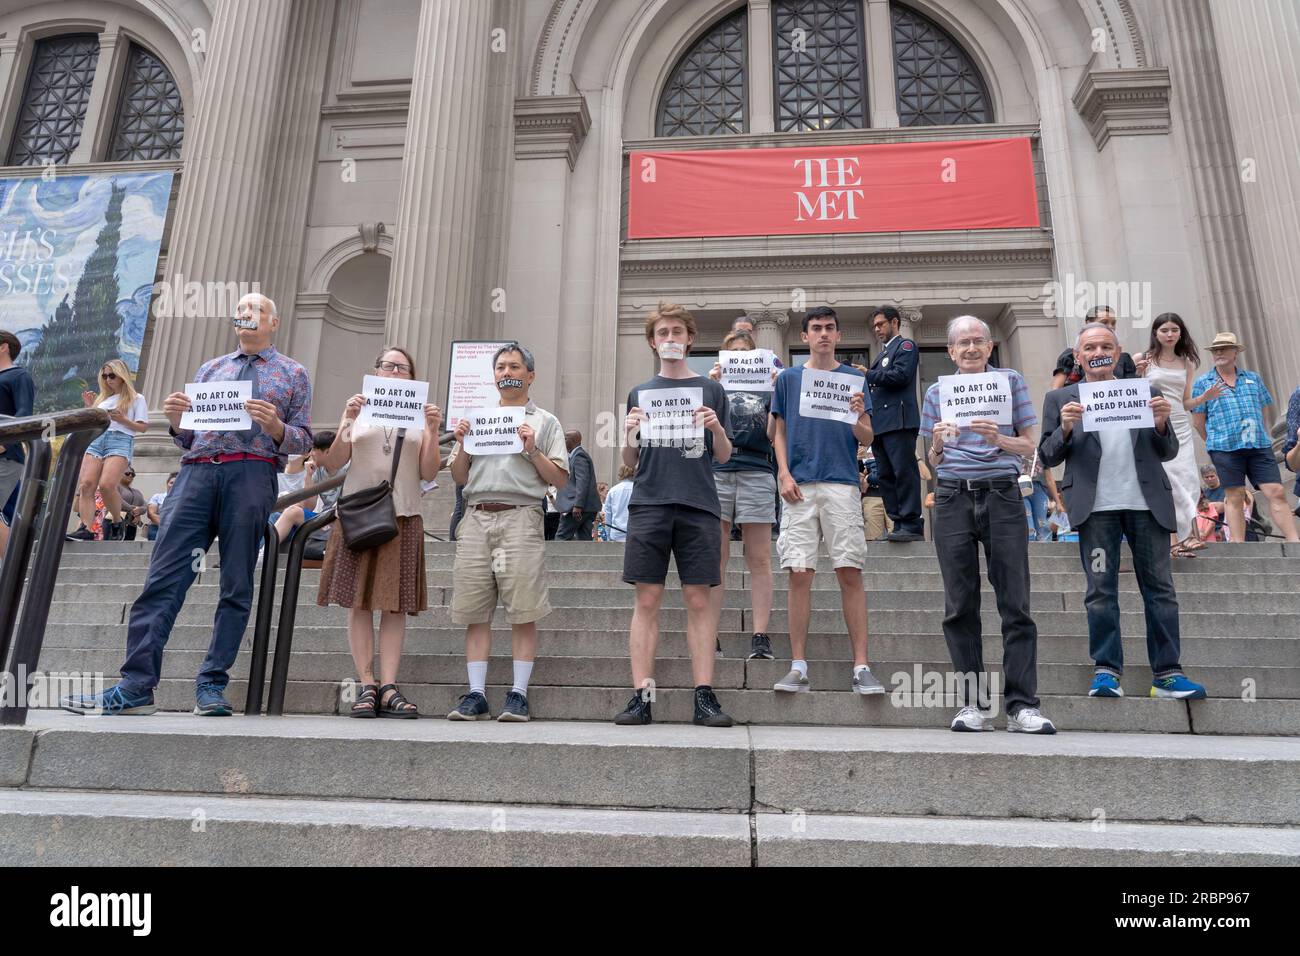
[1079,378,1154,432]
[798,367,864,424]
[357,375,430,430]
[719,349,776,392]
[447,340,510,431]
[464,406,525,455]
[938,371,1013,426]
[639,387,704,444]
[181,381,252,431]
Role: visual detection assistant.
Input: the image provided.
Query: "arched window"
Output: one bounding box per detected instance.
[109,44,185,161]
[891,3,991,126]
[773,0,867,131]
[656,8,748,137]
[7,34,101,166]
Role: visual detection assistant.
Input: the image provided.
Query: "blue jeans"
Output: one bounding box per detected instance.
[1076,509,1183,679]
[1024,481,1051,540]
[119,461,277,694]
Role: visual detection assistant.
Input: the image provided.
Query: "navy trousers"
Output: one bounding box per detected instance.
[872,428,924,534]
[119,461,277,694]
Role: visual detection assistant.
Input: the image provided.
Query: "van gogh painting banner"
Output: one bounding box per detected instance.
[627,138,1038,240]
[0,170,173,413]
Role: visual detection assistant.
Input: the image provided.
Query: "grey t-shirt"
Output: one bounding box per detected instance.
[627,374,729,517]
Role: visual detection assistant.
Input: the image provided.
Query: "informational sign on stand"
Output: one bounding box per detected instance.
[798,367,864,424]
[447,340,510,431]
[464,406,525,455]
[357,375,429,430]
[1079,378,1153,432]
[937,372,1013,426]
[181,381,251,431]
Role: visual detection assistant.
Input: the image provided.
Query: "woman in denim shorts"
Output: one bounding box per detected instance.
[67,359,150,542]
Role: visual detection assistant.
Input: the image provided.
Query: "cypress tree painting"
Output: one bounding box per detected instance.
[0,170,173,415]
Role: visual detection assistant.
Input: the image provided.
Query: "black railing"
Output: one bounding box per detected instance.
[266,508,337,716]
[244,474,345,715]
[0,408,108,726]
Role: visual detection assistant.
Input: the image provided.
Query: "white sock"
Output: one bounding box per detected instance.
[467,660,487,695]
[855,664,871,677]
[512,660,534,695]
[792,659,808,678]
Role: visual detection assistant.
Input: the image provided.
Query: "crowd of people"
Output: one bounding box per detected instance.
[37,291,1298,732]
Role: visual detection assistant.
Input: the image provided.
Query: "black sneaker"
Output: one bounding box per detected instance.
[498,690,530,722]
[66,525,95,542]
[614,691,652,725]
[693,686,733,727]
[747,633,774,660]
[447,691,491,720]
[715,638,724,659]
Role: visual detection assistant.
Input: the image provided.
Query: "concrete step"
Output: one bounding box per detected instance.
[0,790,750,866]
[7,715,1298,824]
[754,813,1300,866]
[32,648,1300,699]
[29,676,1298,735]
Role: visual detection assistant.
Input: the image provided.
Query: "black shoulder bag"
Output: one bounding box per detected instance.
[335,430,404,551]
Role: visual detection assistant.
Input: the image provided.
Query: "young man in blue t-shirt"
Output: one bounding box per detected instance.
[770,307,884,696]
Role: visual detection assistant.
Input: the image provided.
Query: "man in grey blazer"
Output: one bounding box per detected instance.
[556,430,600,540]
[1039,322,1207,701]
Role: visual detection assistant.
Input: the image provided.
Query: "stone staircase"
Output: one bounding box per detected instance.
[1,539,1298,865]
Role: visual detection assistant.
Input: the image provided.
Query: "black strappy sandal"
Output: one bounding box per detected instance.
[377,683,419,719]
[350,683,378,718]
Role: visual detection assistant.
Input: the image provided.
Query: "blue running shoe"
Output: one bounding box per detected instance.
[60,685,156,716]
[194,683,233,716]
[1150,675,1207,700]
[447,691,491,720]
[1088,673,1123,697]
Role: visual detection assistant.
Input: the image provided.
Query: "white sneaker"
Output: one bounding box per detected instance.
[1007,707,1057,735]
[851,667,885,695]
[773,668,811,693]
[950,705,994,732]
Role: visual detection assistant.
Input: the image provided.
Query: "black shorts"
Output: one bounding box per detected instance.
[622,504,721,586]
[1208,448,1281,490]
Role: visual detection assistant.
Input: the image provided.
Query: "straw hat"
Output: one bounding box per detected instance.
[1208,331,1244,351]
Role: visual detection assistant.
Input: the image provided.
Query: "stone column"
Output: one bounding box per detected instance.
[141,0,294,408]
[1207,0,1300,395]
[384,0,494,407]
[864,0,900,127]
[70,30,127,164]
[747,0,775,134]
[998,303,1059,411]
[899,307,922,342]
[746,309,789,363]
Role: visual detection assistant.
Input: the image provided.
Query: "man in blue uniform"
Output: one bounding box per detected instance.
[866,306,924,542]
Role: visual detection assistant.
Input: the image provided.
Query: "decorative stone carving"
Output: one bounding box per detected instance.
[513,94,591,169]
[358,221,386,253]
[1071,67,1172,150]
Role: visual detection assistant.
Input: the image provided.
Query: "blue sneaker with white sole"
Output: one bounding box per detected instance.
[1088,673,1123,697]
[194,683,233,716]
[1150,674,1207,700]
[60,685,156,716]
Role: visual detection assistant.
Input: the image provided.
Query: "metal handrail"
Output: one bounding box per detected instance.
[0,408,109,725]
[266,507,337,716]
[244,472,347,716]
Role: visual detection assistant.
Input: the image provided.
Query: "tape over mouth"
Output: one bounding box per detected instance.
[497,377,525,390]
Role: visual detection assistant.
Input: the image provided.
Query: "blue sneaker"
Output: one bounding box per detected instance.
[194,683,233,716]
[1150,675,1207,700]
[60,685,156,716]
[447,691,491,720]
[1088,673,1123,697]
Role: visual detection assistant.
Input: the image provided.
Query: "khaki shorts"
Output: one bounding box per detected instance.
[861,494,891,541]
[450,506,551,625]
[778,482,867,570]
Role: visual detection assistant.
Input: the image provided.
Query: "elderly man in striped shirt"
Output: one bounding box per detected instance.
[920,316,1054,734]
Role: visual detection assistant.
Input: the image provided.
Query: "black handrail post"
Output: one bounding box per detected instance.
[0,438,53,671]
[266,508,336,716]
[244,522,281,715]
[1,426,102,725]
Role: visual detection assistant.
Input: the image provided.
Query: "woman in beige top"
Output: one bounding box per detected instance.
[316,346,444,717]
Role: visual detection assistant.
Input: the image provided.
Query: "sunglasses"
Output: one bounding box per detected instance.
[124,472,135,478]
[101,371,118,380]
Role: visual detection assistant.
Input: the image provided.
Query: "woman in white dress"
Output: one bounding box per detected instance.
[1136,314,1214,557]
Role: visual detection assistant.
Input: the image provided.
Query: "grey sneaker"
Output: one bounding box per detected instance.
[950,705,994,732]
[852,667,886,695]
[1007,707,1057,735]
[773,668,811,693]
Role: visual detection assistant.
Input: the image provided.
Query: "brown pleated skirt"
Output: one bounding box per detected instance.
[316,514,428,614]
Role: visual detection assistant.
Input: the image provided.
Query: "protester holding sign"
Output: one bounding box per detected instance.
[446,343,568,723]
[708,331,778,661]
[67,359,150,542]
[921,317,1053,734]
[615,303,734,727]
[866,306,925,542]
[62,294,314,718]
[1039,322,1207,701]
[315,347,444,718]
[1051,306,1138,388]
[770,306,884,697]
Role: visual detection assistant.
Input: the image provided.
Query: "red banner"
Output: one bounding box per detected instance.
[627,137,1039,239]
